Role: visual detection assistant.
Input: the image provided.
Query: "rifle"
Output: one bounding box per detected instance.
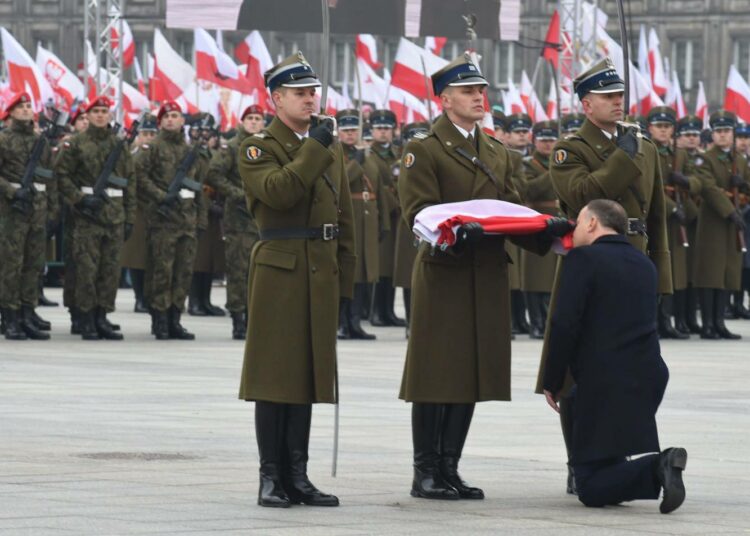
[156,115,211,219]
[79,113,144,220]
[731,127,748,253]
[12,109,69,215]
[671,130,689,248]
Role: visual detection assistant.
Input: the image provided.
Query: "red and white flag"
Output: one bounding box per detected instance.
[35,44,84,112]
[637,25,651,90]
[390,38,448,100]
[695,80,708,128]
[725,65,750,124]
[353,58,388,107]
[503,78,527,115]
[355,34,382,70]
[153,28,195,101]
[111,19,135,68]
[133,56,146,96]
[1,27,56,110]
[424,36,447,56]
[546,79,558,120]
[647,28,668,98]
[235,31,274,111]
[541,11,560,69]
[520,70,549,122]
[664,70,687,119]
[194,28,250,94]
[146,53,167,102]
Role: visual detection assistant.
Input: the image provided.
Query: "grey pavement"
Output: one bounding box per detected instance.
[1,287,749,535]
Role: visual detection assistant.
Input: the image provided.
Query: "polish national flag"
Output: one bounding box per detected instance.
[355,34,382,70]
[388,85,430,125]
[695,81,708,128]
[194,28,250,94]
[133,56,146,96]
[648,28,668,98]
[664,70,687,119]
[424,36,447,56]
[546,79,558,120]
[147,53,168,102]
[35,44,84,112]
[503,79,527,115]
[725,65,750,124]
[637,26,651,89]
[520,71,549,122]
[235,31,274,111]
[1,27,56,110]
[353,58,388,107]
[390,38,448,100]
[153,28,195,101]
[111,19,135,68]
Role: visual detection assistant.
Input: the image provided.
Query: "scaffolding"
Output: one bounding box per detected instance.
[557,0,599,113]
[83,0,125,123]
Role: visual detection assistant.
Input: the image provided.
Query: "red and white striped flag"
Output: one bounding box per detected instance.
[111,19,135,68]
[35,44,84,112]
[153,28,194,101]
[355,34,382,70]
[725,65,750,124]
[1,27,56,110]
[664,70,687,119]
[424,36,447,56]
[695,81,708,128]
[390,37,448,100]
[235,31,274,111]
[647,28,668,98]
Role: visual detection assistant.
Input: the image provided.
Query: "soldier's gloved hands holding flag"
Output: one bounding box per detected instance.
[545,217,576,238]
[310,120,334,148]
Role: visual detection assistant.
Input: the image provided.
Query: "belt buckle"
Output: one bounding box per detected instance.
[362,191,370,202]
[322,223,336,241]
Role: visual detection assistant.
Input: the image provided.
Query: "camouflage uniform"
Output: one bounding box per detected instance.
[55,125,135,337]
[205,125,259,338]
[0,120,57,337]
[136,129,208,315]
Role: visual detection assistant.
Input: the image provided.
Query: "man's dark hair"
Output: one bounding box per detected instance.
[586,199,627,234]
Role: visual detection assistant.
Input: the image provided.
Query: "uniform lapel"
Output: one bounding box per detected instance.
[471,128,501,197]
[267,117,303,161]
[578,119,617,162]
[433,115,476,175]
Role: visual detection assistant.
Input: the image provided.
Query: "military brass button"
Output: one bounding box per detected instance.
[311,266,317,273]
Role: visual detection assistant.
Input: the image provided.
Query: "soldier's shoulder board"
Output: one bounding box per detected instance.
[522,155,533,163]
[253,132,267,139]
[486,134,504,146]
[412,131,429,141]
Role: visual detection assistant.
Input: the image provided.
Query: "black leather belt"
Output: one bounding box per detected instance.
[259,224,339,241]
[627,218,647,237]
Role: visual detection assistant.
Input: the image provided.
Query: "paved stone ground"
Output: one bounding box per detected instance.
[1,288,749,535]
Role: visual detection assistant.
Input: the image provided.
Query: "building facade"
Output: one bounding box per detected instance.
[1,0,749,112]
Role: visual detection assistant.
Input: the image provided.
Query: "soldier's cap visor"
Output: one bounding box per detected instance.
[266,63,321,92]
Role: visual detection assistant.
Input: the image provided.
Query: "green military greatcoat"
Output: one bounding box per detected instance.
[521,151,560,293]
[399,115,548,403]
[364,141,399,278]
[535,118,672,393]
[238,117,356,404]
[693,146,750,290]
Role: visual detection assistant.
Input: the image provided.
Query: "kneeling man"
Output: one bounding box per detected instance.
[543,199,687,514]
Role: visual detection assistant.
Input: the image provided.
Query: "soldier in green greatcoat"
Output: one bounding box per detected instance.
[335,108,382,340]
[521,120,562,339]
[56,96,135,340]
[0,92,57,340]
[398,54,566,502]
[692,111,750,339]
[536,59,672,496]
[238,53,355,508]
[205,105,262,340]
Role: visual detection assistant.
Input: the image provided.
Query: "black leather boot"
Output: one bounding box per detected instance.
[658,296,688,339]
[79,309,101,340]
[2,308,27,340]
[559,393,577,495]
[350,284,375,340]
[28,307,51,331]
[19,306,50,340]
[202,272,225,316]
[95,308,123,340]
[168,306,195,340]
[731,291,750,319]
[188,273,208,316]
[714,290,741,339]
[685,286,702,334]
[98,309,121,332]
[440,403,484,499]
[38,277,58,306]
[525,292,546,339]
[283,404,339,506]
[369,279,387,327]
[384,279,406,327]
[672,290,690,335]
[131,269,148,313]
[152,310,170,340]
[411,403,459,500]
[699,289,719,339]
[511,290,529,334]
[69,308,81,335]
[337,298,352,340]
[255,401,291,508]
[231,311,246,340]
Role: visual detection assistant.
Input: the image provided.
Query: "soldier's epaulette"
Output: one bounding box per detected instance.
[253,132,267,139]
[522,155,533,163]
[485,134,504,146]
[565,134,583,142]
[412,131,429,141]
